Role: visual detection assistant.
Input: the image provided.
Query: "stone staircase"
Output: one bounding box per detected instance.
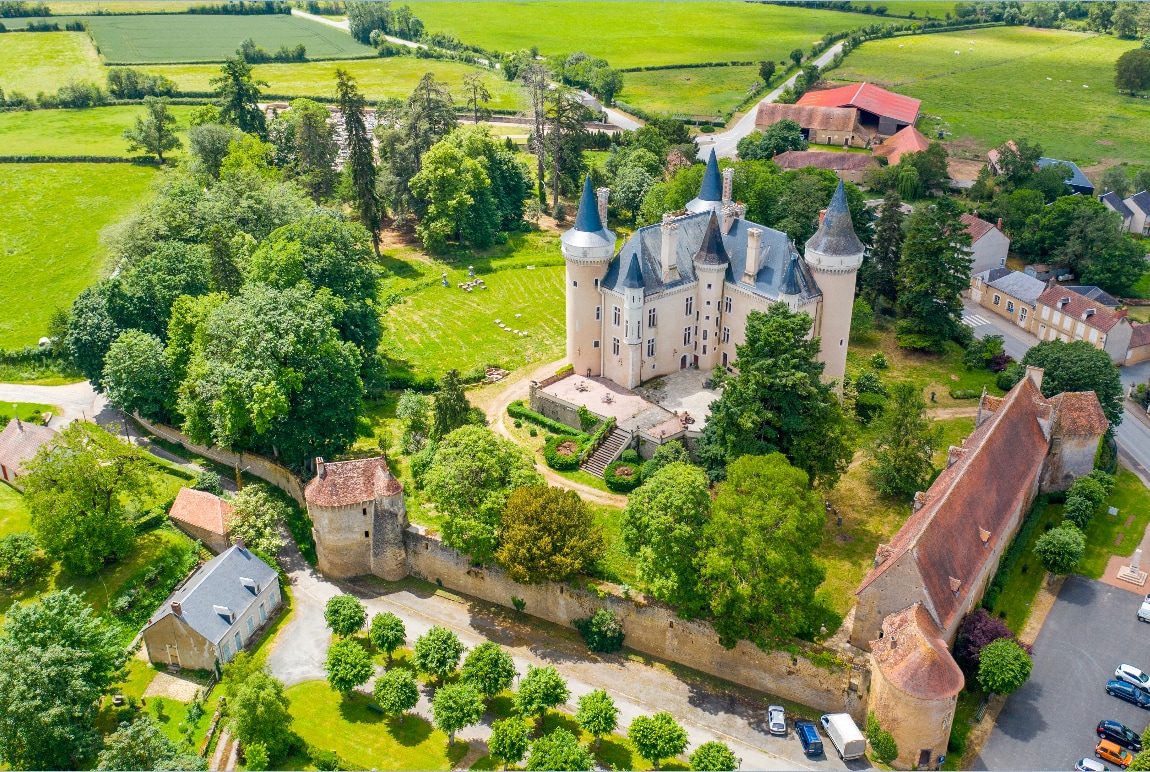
[581,428,628,478]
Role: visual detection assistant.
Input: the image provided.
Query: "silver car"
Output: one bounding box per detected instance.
[1115,664,1150,691]
[1076,758,1108,772]
[768,704,786,736]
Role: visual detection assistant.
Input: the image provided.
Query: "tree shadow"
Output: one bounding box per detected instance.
[389,713,434,747]
[337,693,384,725]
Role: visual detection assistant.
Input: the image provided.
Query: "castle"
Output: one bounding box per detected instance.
[562,149,864,389]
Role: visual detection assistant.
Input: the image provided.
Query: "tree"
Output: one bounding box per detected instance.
[519,62,552,201]
[1081,233,1146,298]
[514,664,571,728]
[790,48,804,67]
[575,689,618,749]
[228,483,288,556]
[850,297,874,339]
[759,60,777,82]
[97,717,207,771]
[1101,165,1133,198]
[1033,523,1085,576]
[23,423,152,575]
[545,85,589,209]
[460,641,516,701]
[422,425,542,563]
[639,440,689,479]
[1117,47,1150,93]
[0,532,38,584]
[736,120,808,160]
[229,670,294,761]
[495,485,605,583]
[977,638,1033,695]
[865,713,899,765]
[1134,168,1150,196]
[697,304,854,486]
[413,626,465,685]
[335,68,382,254]
[698,454,826,649]
[489,718,530,770]
[1063,494,1097,530]
[66,283,122,389]
[572,608,625,653]
[271,98,339,202]
[525,727,595,771]
[955,608,1025,666]
[860,189,904,305]
[410,138,499,251]
[101,329,171,421]
[461,71,492,124]
[1130,750,1150,772]
[432,682,484,746]
[690,741,739,771]
[187,123,239,180]
[1020,340,1123,426]
[992,138,1043,190]
[621,462,709,613]
[628,712,689,770]
[325,638,374,697]
[613,164,656,222]
[431,369,472,440]
[325,594,367,638]
[243,742,269,772]
[868,382,940,498]
[373,668,419,722]
[369,612,406,663]
[123,96,181,163]
[211,56,267,137]
[895,197,972,351]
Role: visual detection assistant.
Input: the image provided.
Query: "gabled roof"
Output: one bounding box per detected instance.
[305,456,402,508]
[1101,191,1134,220]
[693,213,730,266]
[797,82,921,125]
[773,150,877,172]
[873,124,931,165]
[1037,157,1094,193]
[1129,191,1150,215]
[0,418,55,479]
[169,487,234,536]
[984,269,1045,306]
[779,253,813,297]
[1064,286,1119,308]
[871,603,964,701]
[147,544,278,644]
[1036,286,1126,333]
[960,213,998,244]
[572,175,603,233]
[1131,322,1150,349]
[754,103,859,133]
[805,180,863,257]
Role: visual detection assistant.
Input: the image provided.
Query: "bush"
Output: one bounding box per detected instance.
[508,400,585,438]
[604,460,641,492]
[1062,494,1095,530]
[308,746,343,771]
[620,449,639,464]
[192,470,224,496]
[866,712,899,764]
[997,362,1024,391]
[544,435,583,471]
[572,608,625,653]
[977,638,1033,695]
[948,388,980,399]
[699,124,715,133]
[870,352,888,370]
[0,532,39,584]
[983,495,1047,611]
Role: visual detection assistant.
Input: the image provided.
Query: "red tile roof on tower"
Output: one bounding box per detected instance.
[960,213,997,244]
[797,82,921,125]
[873,125,931,165]
[305,456,402,508]
[772,150,877,172]
[1036,286,1126,333]
[168,487,235,536]
[871,603,965,700]
[1048,392,1110,437]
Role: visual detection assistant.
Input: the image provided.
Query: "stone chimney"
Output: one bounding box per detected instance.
[660,217,679,283]
[171,600,182,616]
[947,445,968,468]
[1025,365,1043,391]
[744,228,763,282]
[234,536,247,551]
[721,202,745,235]
[997,217,1004,231]
[316,457,326,479]
[596,187,610,225]
[721,167,734,204]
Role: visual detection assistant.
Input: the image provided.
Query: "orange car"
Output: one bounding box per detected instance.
[1097,740,1134,769]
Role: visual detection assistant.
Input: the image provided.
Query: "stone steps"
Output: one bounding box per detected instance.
[581,428,628,478]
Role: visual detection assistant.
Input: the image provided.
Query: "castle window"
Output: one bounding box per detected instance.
[683,327,692,346]
[593,340,600,348]
[724,296,732,313]
[595,306,601,320]
[365,531,370,538]
[702,329,708,341]
[612,337,620,355]
[625,321,630,337]
[705,315,710,321]
[647,338,655,356]
[613,306,621,326]
[706,284,712,290]
[572,280,578,287]
[362,508,367,516]
[722,352,728,367]
[648,308,656,328]
[594,278,600,288]
[702,345,707,355]
[722,327,730,343]
[685,296,694,316]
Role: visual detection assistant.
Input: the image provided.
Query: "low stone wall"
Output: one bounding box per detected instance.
[405,527,869,720]
[529,384,585,433]
[132,414,307,506]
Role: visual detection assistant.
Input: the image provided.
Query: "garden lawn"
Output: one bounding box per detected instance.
[283,680,468,771]
[0,483,31,537]
[404,2,869,68]
[0,31,102,96]
[0,163,159,349]
[144,57,523,109]
[0,403,57,424]
[1077,466,1150,579]
[0,105,196,157]
[832,27,1150,165]
[619,65,762,119]
[991,498,1059,633]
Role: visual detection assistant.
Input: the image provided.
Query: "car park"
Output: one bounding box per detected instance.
[1077,758,1109,772]
[794,719,823,757]
[1096,740,1133,769]
[1097,720,1143,752]
[1114,665,1150,691]
[1106,680,1150,708]
[767,705,786,736]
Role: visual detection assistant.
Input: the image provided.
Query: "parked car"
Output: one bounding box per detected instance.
[1097,740,1133,769]
[1138,595,1150,624]
[820,713,867,760]
[795,719,823,757]
[1098,720,1144,752]
[1115,665,1150,691]
[1106,680,1150,709]
[767,705,786,736]
[1077,758,1109,772]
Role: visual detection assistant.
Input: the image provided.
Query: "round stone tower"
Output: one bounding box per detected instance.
[803,180,864,386]
[561,176,616,378]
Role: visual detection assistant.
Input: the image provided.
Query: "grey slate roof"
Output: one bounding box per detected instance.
[986,270,1045,306]
[1130,191,1150,215]
[974,266,1011,284]
[1037,157,1094,194]
[1101,191,1134,220]
[148,544,277,644]
[573,175,603,233]
[622,253,644,288]
[693,213,730,266]
[699,149,722,202]
[805,180,864,257]
[1065,285,1120,308]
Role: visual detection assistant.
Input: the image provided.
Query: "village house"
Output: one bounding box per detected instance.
[969,267,1044,332]
[988,143,1095,197]
[1101,191,1136,232]
[797,82,921,138]
[960,213,1011,275]
[771,149,878,184]
[753,103,866,148]
[167,486,235,555]
[1034,284,1134,364]
[142,542,281,671]
[1101,190,1150,237]
[0,417,55,492]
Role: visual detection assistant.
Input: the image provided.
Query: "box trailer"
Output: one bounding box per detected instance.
[820,713,867,760]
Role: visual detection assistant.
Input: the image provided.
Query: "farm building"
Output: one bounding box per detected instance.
[771,149,878,183]
[872,124,931,165]
[753,103,865,147]
[797,82,921,137]
[1037,157,1095,196]
[960,213,1010,275]
[142,542,281,671]
[0,417,54,492]
[168,487,235,554]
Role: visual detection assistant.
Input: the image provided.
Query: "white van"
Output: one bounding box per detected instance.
[820,713,867,760]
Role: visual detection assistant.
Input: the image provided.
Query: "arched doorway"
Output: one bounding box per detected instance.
[679,355,687,370]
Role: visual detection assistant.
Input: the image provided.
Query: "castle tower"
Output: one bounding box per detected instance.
[803,180,864,385]
[686,148,724,214]
[562,176,616,378]
[621,253,645,388]
[693,212,729,373]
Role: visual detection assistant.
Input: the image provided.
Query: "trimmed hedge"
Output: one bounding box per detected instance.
[0,155,162,163]
[507,399,585,438]
[544,435,582,471]
[604,460,642,493]
[949,388,981,400]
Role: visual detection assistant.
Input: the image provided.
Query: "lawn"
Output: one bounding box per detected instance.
[832,27,1150,165]
[0,483,31,537]
[144,57,524,109]
[1076,467,1150,579]
[0,105,196,157]
[872,1,957,18]
[283,680,469,771]
[0,402,57,424]
[404,2,870,68]
[619,65,762,119]
[0,163,160,349]
[0,31,102,97]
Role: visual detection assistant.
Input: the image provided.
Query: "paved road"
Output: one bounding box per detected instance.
[695,42,845,161]
[290,7,426,49]
[603,106,643,131]
[974,575,1150,770]
[0,379,107,426]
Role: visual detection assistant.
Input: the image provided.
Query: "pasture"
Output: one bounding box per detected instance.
[621,64,761,118]
[0,31,102,96]
[0,105,196,157]
[832,27,1150,165]
[404,1,869,68]
[0,163,159,349]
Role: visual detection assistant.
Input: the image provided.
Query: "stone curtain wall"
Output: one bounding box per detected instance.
[405,526,870,721]
[528,383,585,433]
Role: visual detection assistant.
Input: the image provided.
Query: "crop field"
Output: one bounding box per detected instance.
[832,27,1150,165]
[621,64,761,118]
[404,1,868,68]
[145,57,524,108]
[46,0,203,11]
[0,105,196,157]
[0,164,159,349]
[0,32,102,96]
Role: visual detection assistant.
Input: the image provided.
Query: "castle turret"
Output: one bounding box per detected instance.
[686,149,724,215]
[621,253,645,388]
[693,212,729,373]
[803,180,864,385]
[562,176,616,378]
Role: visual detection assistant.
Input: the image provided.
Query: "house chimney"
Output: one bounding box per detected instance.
[744,228,763,281]
[1025,365,1044,391]
[596,187,610,225]
[660,219,679,282]
[721,167,734,204]
[997,217,1003,231]
[171,600,183,616]
[316,457,326,478]
[818,208,827,225]
[234,536,246,551]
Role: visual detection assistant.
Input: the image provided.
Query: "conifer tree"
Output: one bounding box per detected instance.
[335,68,381,255]
[860,189,905,306]
[431,369,471,440]
[895,198,972,351]
[867,383,940,498]
[211,56,267,138]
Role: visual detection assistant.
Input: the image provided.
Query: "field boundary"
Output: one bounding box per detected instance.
[0,155,162,164]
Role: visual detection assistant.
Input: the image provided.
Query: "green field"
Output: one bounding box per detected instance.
[620,64,761,118]
[405,1,868,68]
[0,105,196,157]
[832,27,1150,165]
[0,32,102,96]
[0,163,159,349]
[869,1,956,18]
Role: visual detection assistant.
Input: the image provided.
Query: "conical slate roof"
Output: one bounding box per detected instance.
[622,253,644,288]
[699,148,723,202]
[693,212,729,266]
[779,249,812,297]
[805,180,863,257]
[573,175,603,232]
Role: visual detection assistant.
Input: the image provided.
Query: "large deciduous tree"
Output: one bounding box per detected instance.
[101,329,172,421]
[373,669,419,722]
[324,593,367,638]
[123,96,181,163]
[325,638,374,697]
[188,123,241,180]
[1033,523,1085,576]
[211,56,267,138]
[1018,339,1123,426]
[432,683,484,746]
[628,712,689,770]
[228,483,288,556]
[736,119,807,160]
[525,727,595,771]
[489,718,530,769]
[97,717,207,771]
[412,626,465,685]
[867,382,940,498]
[495,486,604,584]
[460,641,517,701]
[377,72,459,216]
[689,741,740,771]
[1116,48,1150,94]
[228,669,294,762]
[514,665,570,729]
[895,197,972,351]
[369,612,406,663]
[977,638,1033,695]
[575,689,618,749]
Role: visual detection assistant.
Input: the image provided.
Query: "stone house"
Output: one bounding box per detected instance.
[753,103,866,148]
[0,417,55,492]
[142,542,281,671]
[167,487,235,554]
[969,268,1044,332]
[1118,191,1150,237]
[873,125,931,165]
[1034,285,1134,364]
[960,213,1011,275]
[798,82,921,137]
[771,149,878,184]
